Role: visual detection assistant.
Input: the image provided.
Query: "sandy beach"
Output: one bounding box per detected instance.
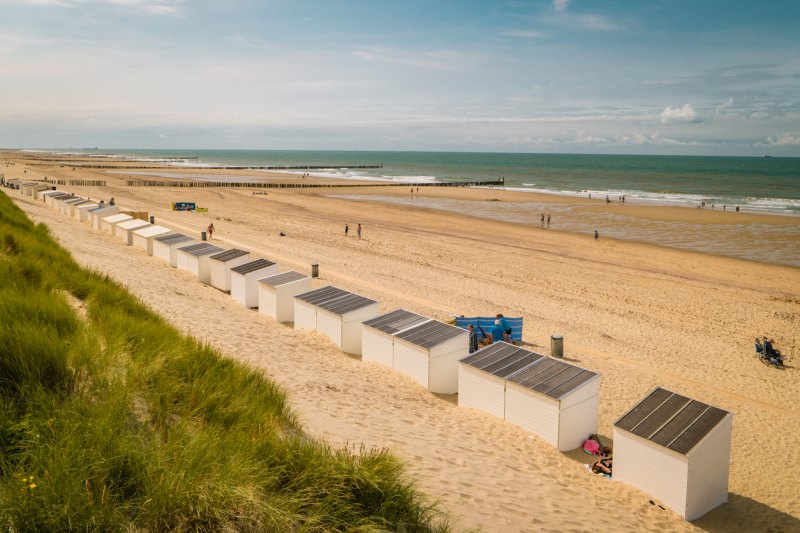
[4,153,800,532]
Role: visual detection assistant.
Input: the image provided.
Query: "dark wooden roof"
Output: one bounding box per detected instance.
[362,309,430,335]
[178,242,217,254]
[460,342,545,380]
[155,232,190,243]
[394,319,467,349]
[210,249,250,262]
[259,270,310,287]
[231,258,276,274]
[186,244,224,257]
[317,293,377,315]
[614,387,730,455]
[295,286,350,306]
[507,356,598,400]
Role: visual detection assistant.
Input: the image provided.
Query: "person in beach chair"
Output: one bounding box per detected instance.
[756,336,784,367]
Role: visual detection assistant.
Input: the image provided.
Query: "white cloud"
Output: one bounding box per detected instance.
[764,133,800,146]
[660,103,699,124]
[17,0,183,15]
[714,97,734,117]
[553,0,570,13]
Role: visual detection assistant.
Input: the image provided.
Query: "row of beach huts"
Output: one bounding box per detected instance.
[14,179,733,521]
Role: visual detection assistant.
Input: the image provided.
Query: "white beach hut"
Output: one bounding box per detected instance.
[131,225,172,254]
[75,202,98,222]
[152,233,196,266]
[293,286,350,332]
[31,184,51,199]
[361,309,430,369]
[66,199,93,217]
[39,190,63,204]
[176,242,222,273]
[100,213,133,235]
[184,244,225,283]
[393,320,469,394]
[230,259,279,308]
[613,387,732,520]
[47,193,73,208]
[90,205,120,230]
[458,342,546,419]
[61,197,85,216]
[257,270,312,322]
[315,292,380,355]
[56,195,78,214]
[209,249,251,292]
[116,219,151,245]
[504,356,600,451]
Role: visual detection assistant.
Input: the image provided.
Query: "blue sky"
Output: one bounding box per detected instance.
[0,0,798,155]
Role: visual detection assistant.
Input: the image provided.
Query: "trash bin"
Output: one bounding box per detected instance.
[551,334,564,358]
[201,231,207,241]
[149,215,155,224]
[311,263,319,278]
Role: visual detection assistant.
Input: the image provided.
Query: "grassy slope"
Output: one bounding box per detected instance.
[0,191,451,532]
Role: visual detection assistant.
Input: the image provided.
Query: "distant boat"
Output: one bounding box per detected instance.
[764,155,772,158]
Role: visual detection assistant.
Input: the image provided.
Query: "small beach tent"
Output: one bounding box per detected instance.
[458,342,545,419]
[116,219,151,245]
[613,387,732,520]
[230,259,279,308]
[90,205,120,230]
[66,199,92,217]
[258,270,312,322]
[184,244,226,284]
[316,292,379,355]
[131,225,172,254]
[61,197,86,216]
[504,356,600,451]
[100,213,133,235]
[393,320,469,394]
[209,249,251,292]
[75,202,98,221]
[362,309,430,369]
[293,286,350,332]
[176,242,221,273]
[152,233,195,266]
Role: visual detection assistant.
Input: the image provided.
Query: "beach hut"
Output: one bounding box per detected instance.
[66,199,92,217]
[152,233,195,266]
[47,192,72,208]
[90,205,120,230]
[39,190,63,204]
[504,356,600,451]
[257,270,312,322]
[61,197,85,215]
[176,242,223,275]
[185,244,226,283]
[100,213,133,235]
[209,249,251,292]
[613,387,732,520]
[293,286,350,332]
[362,309,430,369]
[75,202,99,222]
[116,219,151,245]
[393,320,469,394]
[316,292,380,355]
[458,342,545,419]
[31,184,51,199]
[131,225,172,254]
[230,259,279,308]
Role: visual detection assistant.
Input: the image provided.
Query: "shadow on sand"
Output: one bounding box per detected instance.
[692,492,800,532]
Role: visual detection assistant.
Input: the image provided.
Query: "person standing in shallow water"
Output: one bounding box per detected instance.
[594,230,599,241]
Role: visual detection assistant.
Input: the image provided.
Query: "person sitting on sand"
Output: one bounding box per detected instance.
[591,456,613,476]
[765,338,784,365]
[755,337,764,354]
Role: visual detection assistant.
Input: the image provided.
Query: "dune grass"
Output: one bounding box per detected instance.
[0,191,452,532]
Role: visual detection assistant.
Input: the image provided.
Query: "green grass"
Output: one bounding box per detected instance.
[0,191,452,532]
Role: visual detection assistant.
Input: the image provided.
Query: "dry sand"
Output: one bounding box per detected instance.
[4,154,800,532]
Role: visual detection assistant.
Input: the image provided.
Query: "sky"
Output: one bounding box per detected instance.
[0,0,799,155]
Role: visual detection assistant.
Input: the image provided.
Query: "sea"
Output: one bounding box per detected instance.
[49,149,800,266]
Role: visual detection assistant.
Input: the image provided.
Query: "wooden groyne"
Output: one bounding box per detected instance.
[68,180,107,187]
[124,178,504,189]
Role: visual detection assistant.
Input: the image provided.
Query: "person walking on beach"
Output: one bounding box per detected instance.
[345,224,349,236]
[594,230,599,241]
[547,214,551,227]
[541,213,545,227]
[207,223,215,240]
[357,223,362,239]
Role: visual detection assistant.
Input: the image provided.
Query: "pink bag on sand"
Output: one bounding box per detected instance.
[583,438,601,455]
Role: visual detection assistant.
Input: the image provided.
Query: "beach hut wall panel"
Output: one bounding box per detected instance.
[293,286,350,331]
[131,225,172,254]
[361,309,430,368]
[612,387,732,520]
[32,185,53,200]
[209,249,252,292]
[393,320,469,394]
[185,245,226,283]
[116,219,151,245]
[39,190,63,203]
[458,342,545,419]
[100,213,132,235]
[47,193,72,208]
[91,206,120,230]
[151,234,195,265]
[75,202,99,222]
[315,293,380,355]
[66,199,92,217]
[504,358,600,451]
[257,271,312,322]
[176,242,221,273]
[229,259,279,308]
[61,197,84,215]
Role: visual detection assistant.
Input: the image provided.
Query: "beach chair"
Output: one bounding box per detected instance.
[455,316,523,344]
